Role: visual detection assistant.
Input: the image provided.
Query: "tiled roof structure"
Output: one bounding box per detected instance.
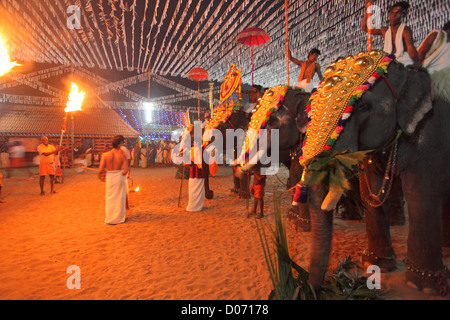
[0,105,140,138]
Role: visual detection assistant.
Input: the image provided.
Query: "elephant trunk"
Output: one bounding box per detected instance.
[308,184,334,291]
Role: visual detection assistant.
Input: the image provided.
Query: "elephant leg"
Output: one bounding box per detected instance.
[231,167,241,193]
[308,184,333,291]
[443,196,450,248]
[403,192,447,295]
[390,176,406,226]
[204,169,213,199]
[360,160,396,272]
[231,167,240,193]
[287,203,311,232]
[239,172,250,199]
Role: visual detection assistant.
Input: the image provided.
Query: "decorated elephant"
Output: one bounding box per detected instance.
[238,50,450,296]
[301,51,449,295]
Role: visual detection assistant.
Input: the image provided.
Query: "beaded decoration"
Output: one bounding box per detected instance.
[238,85,289,162]
[300,50,395,166]
[294,50,396,205]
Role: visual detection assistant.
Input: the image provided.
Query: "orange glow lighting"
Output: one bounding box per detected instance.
[0,35,19,76]
[65,82,85,112]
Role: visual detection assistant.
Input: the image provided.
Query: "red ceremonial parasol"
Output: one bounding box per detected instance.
[236,27,270,85]
[188,67,209,119]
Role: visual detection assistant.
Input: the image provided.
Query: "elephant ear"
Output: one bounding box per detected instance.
[396,67,433,135]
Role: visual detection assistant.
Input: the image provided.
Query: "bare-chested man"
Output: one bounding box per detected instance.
[37,136,62,195]
[242,84,263,116]
[362,1,421,69]
[287,46,323,92]
[99,136,129,225]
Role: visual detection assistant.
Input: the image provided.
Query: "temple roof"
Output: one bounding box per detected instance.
[0,105,140,138]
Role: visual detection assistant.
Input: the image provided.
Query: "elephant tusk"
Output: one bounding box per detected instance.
[321,188,344,211]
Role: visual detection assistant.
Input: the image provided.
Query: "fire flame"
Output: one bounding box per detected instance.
[0,35,19,76]
[65,82,85,112]
[135,186,140,192]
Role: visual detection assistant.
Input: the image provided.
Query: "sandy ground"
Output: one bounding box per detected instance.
[0,165,448,300]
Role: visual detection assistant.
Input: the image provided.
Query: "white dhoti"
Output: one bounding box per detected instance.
[105,170,127,225]
[419,30,450,102]
[186,178,205,212]
[295,79,314,92]
[243,102,257,114]
[86,153,93,167]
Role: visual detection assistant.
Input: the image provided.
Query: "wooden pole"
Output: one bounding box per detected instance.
[197,80,200,119]
[70,64,74,168]
[251,45,254,86]
[285,0,290,85]
[367,1,373,51]
[178,165,185,207]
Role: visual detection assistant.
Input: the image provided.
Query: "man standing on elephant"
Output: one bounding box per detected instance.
[362,1,421,69]
[287,46,323,92]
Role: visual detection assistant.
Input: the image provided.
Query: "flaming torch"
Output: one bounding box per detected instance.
[0,35,19,76]
[65,82,85,167]
[65,82,85,113]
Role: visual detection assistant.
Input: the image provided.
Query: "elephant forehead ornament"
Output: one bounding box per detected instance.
[293,50,396,209]
[203,64,243,147]
[300,50,395,166]
[239,85,289,161]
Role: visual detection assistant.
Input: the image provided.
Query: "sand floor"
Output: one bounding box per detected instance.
[0,165,448,300]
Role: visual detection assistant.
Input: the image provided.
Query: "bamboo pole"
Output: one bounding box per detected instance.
[285,0,290,86]
[367,1,373,50]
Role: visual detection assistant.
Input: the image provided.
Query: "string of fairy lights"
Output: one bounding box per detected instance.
[0,0,448,139]
[1,0,447,89]
[118,108,190,139]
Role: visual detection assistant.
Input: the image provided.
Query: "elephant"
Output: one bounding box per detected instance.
[208,109,252,198]
[249,56,449,295]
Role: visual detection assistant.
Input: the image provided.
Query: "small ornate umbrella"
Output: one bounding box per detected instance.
[236,27,270,85]
[188,67,209,119]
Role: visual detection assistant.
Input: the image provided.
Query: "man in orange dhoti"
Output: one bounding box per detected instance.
[250,169,266,219]
[37,136,62,195]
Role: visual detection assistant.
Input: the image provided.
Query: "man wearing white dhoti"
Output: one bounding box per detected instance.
[99,136,129,225]
[186,143,206,212]
[287,46,323,92]
[418,21,450,101]
[362,1,421,69]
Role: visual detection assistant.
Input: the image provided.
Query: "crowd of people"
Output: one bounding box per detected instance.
[129,139,178,169]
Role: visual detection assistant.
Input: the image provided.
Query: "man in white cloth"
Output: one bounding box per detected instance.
[287,46,323,92]
[185,139,206,212]
[99,136,129,225]
[362,1,421,69]
[418,21,450,101]
[116,135,131,210]
[242,85,263,117]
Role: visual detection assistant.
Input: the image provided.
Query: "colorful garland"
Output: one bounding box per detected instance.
[239,85,289,162]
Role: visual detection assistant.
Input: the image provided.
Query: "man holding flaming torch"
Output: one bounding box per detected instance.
[37,136,63,195]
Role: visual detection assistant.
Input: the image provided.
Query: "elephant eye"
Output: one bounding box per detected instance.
[355,101,371,112]
[266,116,278,127]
